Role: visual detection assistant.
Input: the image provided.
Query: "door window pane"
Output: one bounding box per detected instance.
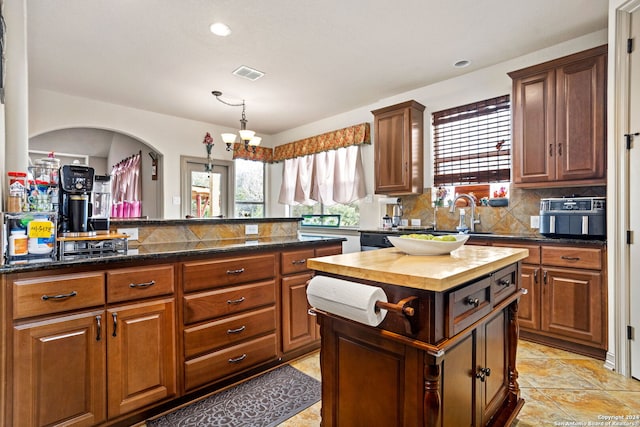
[235,159,264,218]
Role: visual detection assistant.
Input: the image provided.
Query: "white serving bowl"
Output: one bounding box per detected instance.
[387,234,470,256]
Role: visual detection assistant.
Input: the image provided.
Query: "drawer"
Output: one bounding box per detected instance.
[315,244,343,258]
[493,242,540,265]
[281,249,315,275]
[106,264,174,303]
[182,253,276,293]
[184,306,276,358]
[183,280,276,325]
[492,264,518,305]
[447,277,492,336]
[184,333,277,391]
[541,246,602,270]
[13,272,105,319]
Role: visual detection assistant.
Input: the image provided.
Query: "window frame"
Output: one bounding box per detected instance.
[234,158,266,218]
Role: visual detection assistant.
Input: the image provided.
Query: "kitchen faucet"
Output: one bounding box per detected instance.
[449,194,480,232]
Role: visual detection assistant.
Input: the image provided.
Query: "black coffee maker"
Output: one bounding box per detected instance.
[58,164,95,236]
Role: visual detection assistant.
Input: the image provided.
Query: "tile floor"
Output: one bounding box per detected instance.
[281,340,640,426]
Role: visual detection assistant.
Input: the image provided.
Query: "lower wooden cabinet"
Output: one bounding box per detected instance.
[281,272,316,352]
[13,310,107,427]
[494,241,607,358]
[106,298,176,418]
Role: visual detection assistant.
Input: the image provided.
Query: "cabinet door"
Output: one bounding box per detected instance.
[441,331,475,427]
[373,101,424,195]
[13,310,106,427]
[511,69,556,184]
[555,51,606,182]
[106,298,176,418]
[517,264,540,330]
[281,272,317,352]
[541,267,605,346]
[478,310,509,425]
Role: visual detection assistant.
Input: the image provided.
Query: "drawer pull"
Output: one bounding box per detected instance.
[227,297,246,305]
[291,259,307,265]
[228,353,247,364]
[498,278,511,287]
[226,268,245,275]
[96,315,102,341]
[465,297,480,308]
[41,290,78,301]
[112,313,118,337]
[561,256,581,261]
[129,280,156,288]
[226,325,246,334]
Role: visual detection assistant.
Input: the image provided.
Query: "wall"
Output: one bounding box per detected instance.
[28,88,274,219]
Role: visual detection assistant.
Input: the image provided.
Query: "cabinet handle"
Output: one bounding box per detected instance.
[465,297,480,308]
[475,370,486,382]
[129,280,155,288]
[228,353,247,364]
[475,367,491,382]
[226,325,246,334]
[481,367,491,377]
[291,259,307,265]
[112,313,118,337]
[534,268,539,284]
[561,256,580,261]
[498,278,511,287]
[96,315,102,341]
[558,142,562,156]
[543,270,548,285]
[549,143,553,157]
[227,296,246,305]
[226,268,245,275]
[41,290,77,301]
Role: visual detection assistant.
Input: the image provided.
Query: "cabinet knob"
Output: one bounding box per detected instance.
[465,297,480,308]
[498,279,511,287]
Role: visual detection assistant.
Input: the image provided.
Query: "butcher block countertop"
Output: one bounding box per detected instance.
[307,245,529,292]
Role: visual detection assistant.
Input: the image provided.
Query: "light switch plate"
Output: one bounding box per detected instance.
[530,215,540,229]
[245,224,259,235]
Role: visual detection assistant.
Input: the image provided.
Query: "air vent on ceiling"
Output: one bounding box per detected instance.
[232,65,265,81]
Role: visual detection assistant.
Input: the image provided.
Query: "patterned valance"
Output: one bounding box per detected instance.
[272,122,371,162]
[232,143,273,162]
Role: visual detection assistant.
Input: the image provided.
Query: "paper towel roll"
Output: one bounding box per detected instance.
[306,276,388,326]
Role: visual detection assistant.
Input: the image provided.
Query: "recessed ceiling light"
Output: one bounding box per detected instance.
[210,22,231,37]
[454,59,471,68]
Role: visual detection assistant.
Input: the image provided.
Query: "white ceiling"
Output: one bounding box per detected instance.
[26,0,608,136]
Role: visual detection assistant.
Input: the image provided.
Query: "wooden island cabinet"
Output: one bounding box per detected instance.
[0,239,343,427]
[307,245,528,427]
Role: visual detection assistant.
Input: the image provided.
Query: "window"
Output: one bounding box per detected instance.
[290,201,360,228]
[235,159,265,218]
[432,95,511,186]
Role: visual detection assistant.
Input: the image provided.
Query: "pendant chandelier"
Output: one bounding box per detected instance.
[212,90,261,152]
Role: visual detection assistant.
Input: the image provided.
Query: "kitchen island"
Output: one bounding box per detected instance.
[307,245,529,427]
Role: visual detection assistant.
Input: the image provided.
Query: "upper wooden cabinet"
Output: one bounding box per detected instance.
[372,100,425,195]
[509,45,607,188]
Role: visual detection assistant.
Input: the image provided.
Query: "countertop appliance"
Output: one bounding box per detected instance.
[539,196,605,239]
[58,164,95,236]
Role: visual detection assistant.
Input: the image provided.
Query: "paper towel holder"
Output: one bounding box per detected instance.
[375,296,419,335]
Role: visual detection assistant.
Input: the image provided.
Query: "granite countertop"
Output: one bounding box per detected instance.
[1,235,345,274]
[358,228,607,246]
[307,245,528,292]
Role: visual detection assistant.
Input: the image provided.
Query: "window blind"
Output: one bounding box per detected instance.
[432,95,511,186]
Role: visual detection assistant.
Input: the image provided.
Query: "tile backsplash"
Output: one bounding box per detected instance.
[398,185,606,236]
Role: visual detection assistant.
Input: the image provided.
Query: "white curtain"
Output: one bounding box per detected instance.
[278,145,365,206]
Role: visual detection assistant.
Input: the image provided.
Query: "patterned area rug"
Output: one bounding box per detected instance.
[147,364,321,427]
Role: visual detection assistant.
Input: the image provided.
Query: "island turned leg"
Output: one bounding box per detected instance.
[507,299,521,402]
[423,361,441,427]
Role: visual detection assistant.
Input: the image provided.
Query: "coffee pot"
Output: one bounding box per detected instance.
[392,198,403,227]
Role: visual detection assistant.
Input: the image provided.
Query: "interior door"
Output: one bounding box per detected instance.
[629,6,640,381]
